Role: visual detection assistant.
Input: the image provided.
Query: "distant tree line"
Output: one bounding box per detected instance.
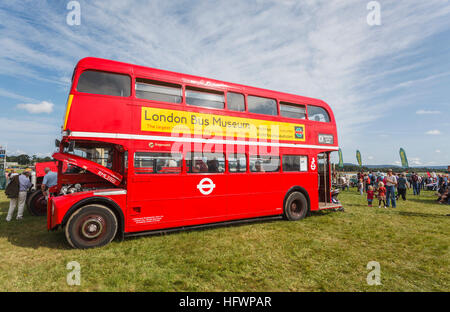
[6,154,53,165]
[334,164,448,173]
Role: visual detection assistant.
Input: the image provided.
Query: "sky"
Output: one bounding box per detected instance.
[0,0,449,166]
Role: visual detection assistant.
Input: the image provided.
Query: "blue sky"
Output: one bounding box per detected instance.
[0,0,449,166]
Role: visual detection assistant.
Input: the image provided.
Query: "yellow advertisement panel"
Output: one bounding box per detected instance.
[141,107,306,142]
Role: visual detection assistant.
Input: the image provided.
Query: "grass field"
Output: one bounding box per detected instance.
[0,189,449,292]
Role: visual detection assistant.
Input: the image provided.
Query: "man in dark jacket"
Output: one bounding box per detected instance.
[5,171,31,221]
[397,173,408,201]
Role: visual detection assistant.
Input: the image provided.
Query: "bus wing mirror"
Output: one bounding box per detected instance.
[68,141,75,152]
[55,139,61,148]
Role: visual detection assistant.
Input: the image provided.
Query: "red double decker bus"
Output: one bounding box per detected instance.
[48,57,341,248]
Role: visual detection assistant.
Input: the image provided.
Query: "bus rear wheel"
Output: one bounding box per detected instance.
[284,192,308,221]
[65,204,118,249]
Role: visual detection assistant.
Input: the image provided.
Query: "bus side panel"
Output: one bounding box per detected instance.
[247,172,284,215]
[226,171,250,216]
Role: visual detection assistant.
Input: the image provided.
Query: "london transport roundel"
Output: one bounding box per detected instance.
[197,178,216,195]
[310,157,317,171]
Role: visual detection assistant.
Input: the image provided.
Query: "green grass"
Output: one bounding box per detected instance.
[0,189,449,291]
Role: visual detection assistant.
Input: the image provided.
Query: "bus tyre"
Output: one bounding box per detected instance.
[27,190,47,216]
[284,192,308,221]
[65,204,118,249]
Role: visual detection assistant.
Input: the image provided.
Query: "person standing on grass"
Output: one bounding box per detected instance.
[397,173,408,201]
[367,185,374,207]
[416,175,422,195]
[365,174,371,192]
[385,169,397,208]
[6,169,18,187]
[420,175,426,190]
[41,167,57,200]
[358,178,364,195]
[411,172,419,195]
[377,182,387,208]
[5,170,32,221]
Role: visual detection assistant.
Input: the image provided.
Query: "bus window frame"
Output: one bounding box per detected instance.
[281,154,309,173]
[227,153,248,174]
[225,91,246,113]
[133,151,183,176]
[135,78,183,105]
[75,69,133,98]
[246,94,279,117]
[186,151,226,174]
[249,154,281,173]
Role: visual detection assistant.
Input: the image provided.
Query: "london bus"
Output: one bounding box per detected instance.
[47,57,341,249]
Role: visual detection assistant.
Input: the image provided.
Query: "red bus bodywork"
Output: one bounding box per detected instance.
[48,57,340,247]
[35,161,58,178]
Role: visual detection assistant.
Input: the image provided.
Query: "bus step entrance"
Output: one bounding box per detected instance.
[318,202,343,210]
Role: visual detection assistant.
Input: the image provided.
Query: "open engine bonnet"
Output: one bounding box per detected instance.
[52,152,123,186]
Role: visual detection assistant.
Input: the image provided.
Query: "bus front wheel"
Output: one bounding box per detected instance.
[65,204,118,249]
[27,190,47,216]
[284,192,308,221]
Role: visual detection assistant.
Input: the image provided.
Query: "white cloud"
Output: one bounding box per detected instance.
[425,130,441,135]
[0,88,36,102]
[409,157,422,165]
[435,150,441,153]
[16,101,54,114]
[416,109,441,115]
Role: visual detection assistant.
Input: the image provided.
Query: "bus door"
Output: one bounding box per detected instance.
[127,151,185,229]
[183,152,228,221]
[317,152,330,203]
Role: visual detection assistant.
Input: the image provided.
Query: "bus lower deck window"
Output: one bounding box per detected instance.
[134,152,182,174]
[229,154,247,172]
[187,152,225,173]
[250,155,280,172]
[282,155,308,172]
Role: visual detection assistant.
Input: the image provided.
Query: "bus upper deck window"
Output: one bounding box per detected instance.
[307,105,330,122]
[77,70,131,97]
[186,87,225,109]
[227,92,245,112]
[247,96,277,116]
[280,102,306,119]
[135,78,182,103]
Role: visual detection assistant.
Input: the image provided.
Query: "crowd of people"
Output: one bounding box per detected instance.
[337,170,449,207]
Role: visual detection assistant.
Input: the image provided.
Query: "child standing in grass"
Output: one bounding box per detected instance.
[377,182,387,208]
[367,185,374,207]
[358,178,364,195]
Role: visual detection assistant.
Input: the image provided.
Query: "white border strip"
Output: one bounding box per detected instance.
[69,131,339,150]
[93,190,127,196]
